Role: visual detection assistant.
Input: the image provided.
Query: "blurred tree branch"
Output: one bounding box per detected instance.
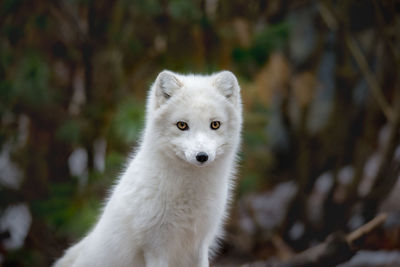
[372,0,400,68]
[243,213,388,267]
[317,0,400,225]
[317,1,394,122]
[363,93,400,219]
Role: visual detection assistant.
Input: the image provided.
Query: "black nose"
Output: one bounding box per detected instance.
[196,152,208,163]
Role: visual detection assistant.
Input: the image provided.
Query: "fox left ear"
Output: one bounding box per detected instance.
[213,71,240,105]
[154,70,183,108]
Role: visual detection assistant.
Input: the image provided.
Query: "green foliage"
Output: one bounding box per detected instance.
[61,199,100,238]
[168,0,202,21]
[0,0,23,17]
[5,249,46,267]
[56,119,84,145]
[31,182,100,238]
[233,22,289,78]
[105,151,127,172]
[31,183,76,228]
[129,0,162,16]
[239,173,263,195]
[1,45,14,112]
[0,80,13,112]
[34,14,49,30]
[111,99,145,145]
[12,52,52,107]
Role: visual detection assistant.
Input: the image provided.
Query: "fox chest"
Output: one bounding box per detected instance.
[148,197,213,250]
[164,188,212,222]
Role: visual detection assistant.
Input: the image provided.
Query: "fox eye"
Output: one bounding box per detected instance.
[210,121,221,130]
[176,121,189,131]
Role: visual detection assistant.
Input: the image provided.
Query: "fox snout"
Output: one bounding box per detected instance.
[183,147,216,167]
[196,152,209,163]
[185,151,215,166]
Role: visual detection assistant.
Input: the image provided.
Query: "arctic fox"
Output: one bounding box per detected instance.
[54,70,242,267]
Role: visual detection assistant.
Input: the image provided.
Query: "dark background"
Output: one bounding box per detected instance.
[1,0,399,266]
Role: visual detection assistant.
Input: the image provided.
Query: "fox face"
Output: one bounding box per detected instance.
[148,70,242,167]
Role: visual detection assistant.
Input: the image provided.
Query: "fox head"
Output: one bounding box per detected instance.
[145,70,242,167]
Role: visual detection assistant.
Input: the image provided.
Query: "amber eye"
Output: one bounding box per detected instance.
[176,121,189,131]
[210,121,221,130]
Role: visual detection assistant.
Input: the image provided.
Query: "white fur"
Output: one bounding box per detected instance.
[54,70,242,267]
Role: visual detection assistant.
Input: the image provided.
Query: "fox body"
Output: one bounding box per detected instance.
[54,70,242,267]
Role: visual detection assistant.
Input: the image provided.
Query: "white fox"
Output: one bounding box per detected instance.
[54,70,242,267]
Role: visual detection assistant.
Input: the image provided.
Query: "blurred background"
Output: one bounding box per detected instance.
[1,0,400,266]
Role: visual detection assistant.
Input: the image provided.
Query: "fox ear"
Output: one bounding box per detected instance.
[155,70,183,107]
[213,71,240,104]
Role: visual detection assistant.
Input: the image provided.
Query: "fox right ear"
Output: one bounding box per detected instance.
[213,71,240,106]
[154,70,183,107]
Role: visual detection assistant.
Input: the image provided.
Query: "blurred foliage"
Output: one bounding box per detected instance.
[233,22,289,78]
[1,0,400,266]
[111,99,145,144]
